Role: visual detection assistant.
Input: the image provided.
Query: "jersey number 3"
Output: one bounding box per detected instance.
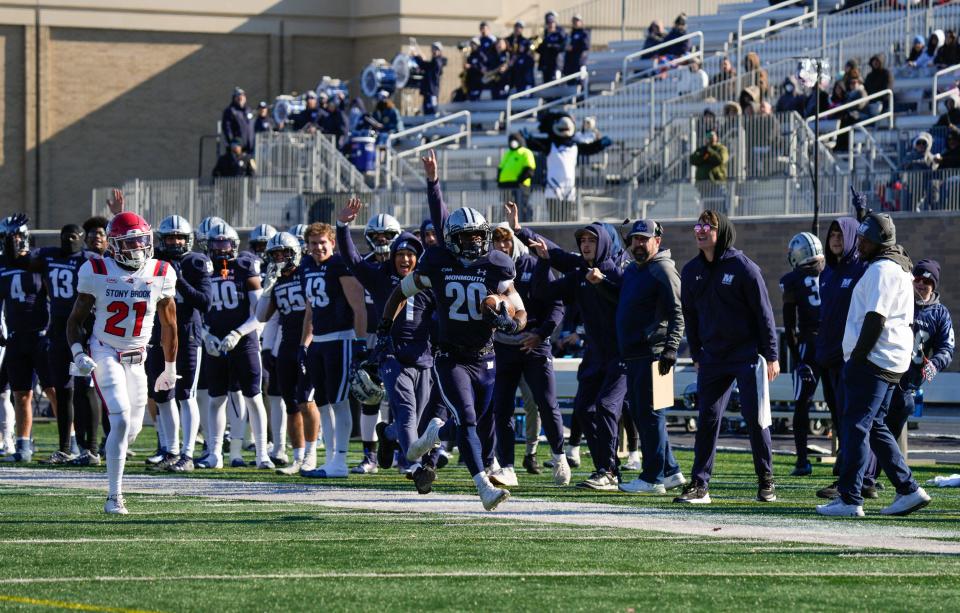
[803,277,821,307]
[104,301,147,337]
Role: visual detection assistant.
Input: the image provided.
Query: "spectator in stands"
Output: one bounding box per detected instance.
[489,39,512,99]
[348,97,368,132]
[803,79,830,119]
[844,74,869,116]
[908,35,925,63]
[723,101,741,117]
[914,30,944,69]
[739,85,761,113]
[902,132,938,171]
[213,138,256,178]
[936,29,960,67]
[510,38,537,93]
[842,60,859,87]
[643,20,665,55]
[742,52,769,100]
[710,57,738,101]
[222,87,255,153]
[702,108,717,133]
[478,20,498,67]
[663,14,690,59]
[368,91,403,145]
[538,11,566,82]
[935,91,960,127]
[828,81,847,109]
[411,42,446,115]
[321,97,350,152]
[254,101,273,133]
[864,55,893,114]
[563,15,590,76]
[690,130,728,184]
[938,127,960,169]
[465,38,485,101]
[498,132,536,221]
[292,90,325,133]
[775,76,805,113]
[506,21,528,55]
[677,59,708,96]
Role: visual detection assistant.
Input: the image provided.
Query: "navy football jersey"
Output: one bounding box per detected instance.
[33,248,89,321]
[779,268,821,338]
[271,268,307,350]
[362,252,379,335]
[204,253,258,338]
[300,254,355,336]
[171,252,212,339]
[416,247,515,351]
[0,259,49,333]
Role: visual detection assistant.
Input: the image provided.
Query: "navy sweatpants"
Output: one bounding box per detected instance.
[491,341,565,467]
[837,360,918,506]
[691,359,773,485]
[573,358,627,474]
[432,351,496,477]
[626,357,680,484]
[823,361,876,485]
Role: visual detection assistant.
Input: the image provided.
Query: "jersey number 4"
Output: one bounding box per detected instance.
[104,301,147,337]
[446,281,486,321]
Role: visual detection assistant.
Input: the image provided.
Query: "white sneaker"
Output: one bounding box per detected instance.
[104,495,129,515]
[623,450,642,471]
[661,472,688,491]
[880,488,931,516]
[476,475,510,511]
[566,445,581,468]
[489,466,519,487]
[552,454,571,486]
[619,478,666,494]
[406,418,444,462]
[302,457,349,478]
[276,459,303,475]
[816,497,865,517]
[301,454,318,472]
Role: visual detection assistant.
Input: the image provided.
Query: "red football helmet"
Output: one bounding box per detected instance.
[108,211,153,269]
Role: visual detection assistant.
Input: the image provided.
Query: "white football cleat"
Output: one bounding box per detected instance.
[552,453,571,486]
[816,498,865,517]
[880,488,931,516]
[660,472,688,491]
[104,495,129,515]
[619,478,666,494]
[489,466,519,487]
[406,418,444,462]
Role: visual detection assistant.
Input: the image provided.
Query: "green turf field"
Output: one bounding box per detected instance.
[0,422,958,612]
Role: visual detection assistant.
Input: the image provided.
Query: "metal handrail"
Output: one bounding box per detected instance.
[623,49,705,87]
[931,63,960,115]
[384,110,471,190]
[737,0,817,90]
[620,31,704,86]
[809,89,895,142]
[505,67,588,134]
[853,124,898,174]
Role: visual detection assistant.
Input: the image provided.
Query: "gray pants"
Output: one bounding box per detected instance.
[519,377,541,453]
[382,357,433,467]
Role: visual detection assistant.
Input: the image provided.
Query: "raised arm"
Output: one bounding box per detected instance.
[423,150,449,234]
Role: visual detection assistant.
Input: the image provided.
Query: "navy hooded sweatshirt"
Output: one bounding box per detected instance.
[680,214,778,366]
[336,223,435,368]
[518,224,624,365]
[815,217,867,369]
[615,248,685,360]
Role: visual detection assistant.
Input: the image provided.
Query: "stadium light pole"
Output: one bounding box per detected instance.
[798,58,829,237]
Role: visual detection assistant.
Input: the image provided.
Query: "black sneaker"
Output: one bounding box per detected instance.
[147,452,178,472]
[522,453,542,475]
[673,482,711,504]
[757,475,777,502]
[436,450,450,470]
[816,480,840,499]
[375,422,396,469]
[862,485,879,499]
[790,461,812,477]
[413,465,436,495]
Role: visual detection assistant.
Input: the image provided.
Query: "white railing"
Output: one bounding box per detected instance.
[931,63,960,115]
[620,30,704,86]
[505,67,588,134]
[736,0,817,88]
[808,89,895,142]
[383,110,471,189]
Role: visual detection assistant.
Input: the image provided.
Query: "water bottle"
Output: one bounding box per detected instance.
[913,388,924,418]
[515,413,526,442]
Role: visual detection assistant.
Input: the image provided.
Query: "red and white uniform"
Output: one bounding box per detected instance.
[77,256,176,420]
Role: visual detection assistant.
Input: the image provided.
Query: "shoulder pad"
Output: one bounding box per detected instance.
[487,250,516,278]
[182,252,212,274]
[235,253,261,276]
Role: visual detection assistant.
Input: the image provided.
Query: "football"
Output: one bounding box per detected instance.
[482,293,516,318]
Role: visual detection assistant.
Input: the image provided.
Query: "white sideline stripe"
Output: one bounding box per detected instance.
[1,469,959,554]
[0,571,954,585]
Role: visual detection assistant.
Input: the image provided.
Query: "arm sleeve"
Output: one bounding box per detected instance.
[177,266,211,313]
[335,223,378,286]
[536,271,564,340]
[744,267,779,363]
[427,179,449,235]
[577,138,610,156]
[654,263,685,355]
[533,261,576,304]
[930,311,956,373]
[680,271,701,362]
[234,289,263,337]
[851,311,885,362]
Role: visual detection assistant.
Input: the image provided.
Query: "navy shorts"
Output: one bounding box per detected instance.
[6,330,50,392]
[0,349,8,392]
[277,348,315,414]
[206,334,262,397]
[263,349,281,396]
[45,328,73,389]
[307,338,352,406]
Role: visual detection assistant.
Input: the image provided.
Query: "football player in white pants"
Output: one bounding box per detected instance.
[66,211,179,515]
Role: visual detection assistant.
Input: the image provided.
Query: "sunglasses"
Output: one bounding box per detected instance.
[693,223,717,233]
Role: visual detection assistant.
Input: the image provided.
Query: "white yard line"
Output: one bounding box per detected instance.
[1,468,959,554]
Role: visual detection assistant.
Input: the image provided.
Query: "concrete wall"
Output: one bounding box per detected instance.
[528,213,960,370]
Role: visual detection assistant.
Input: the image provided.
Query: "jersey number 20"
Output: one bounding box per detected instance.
[446,281,486,321]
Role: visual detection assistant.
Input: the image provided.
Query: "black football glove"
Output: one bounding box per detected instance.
[484,302,519,334]
[657,349,677,376]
